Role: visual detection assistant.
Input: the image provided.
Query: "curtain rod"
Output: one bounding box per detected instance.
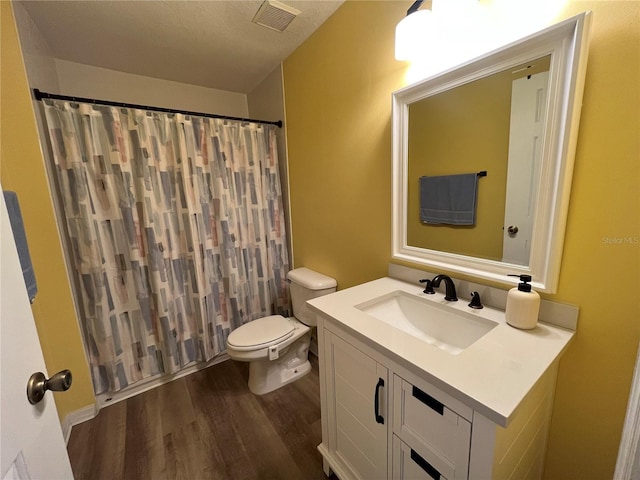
[32,89,283,128]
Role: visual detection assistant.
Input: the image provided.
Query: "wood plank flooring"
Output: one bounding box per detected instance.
[67,355,336,480]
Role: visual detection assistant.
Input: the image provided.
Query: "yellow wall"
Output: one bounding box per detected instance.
[1,2,94,420]
[284,1,640,479]
[284,1,406,288]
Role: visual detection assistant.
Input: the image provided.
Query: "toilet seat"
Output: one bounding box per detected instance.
[227,315,294,351]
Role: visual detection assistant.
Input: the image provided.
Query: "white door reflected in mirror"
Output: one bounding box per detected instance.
[502,70,548,265]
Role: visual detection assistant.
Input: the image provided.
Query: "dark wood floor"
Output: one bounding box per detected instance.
[67,355,335,480]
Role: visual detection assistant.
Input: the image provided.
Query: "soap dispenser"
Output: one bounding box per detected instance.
[505,274,540,330]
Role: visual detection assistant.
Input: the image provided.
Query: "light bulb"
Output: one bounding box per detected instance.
[395,9,434,61]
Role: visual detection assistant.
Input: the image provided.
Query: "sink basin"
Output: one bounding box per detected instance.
[356,291,498,354]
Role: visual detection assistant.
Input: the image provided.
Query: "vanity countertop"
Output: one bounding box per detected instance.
[308,276,575,427]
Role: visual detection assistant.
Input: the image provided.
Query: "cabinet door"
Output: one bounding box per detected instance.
[324,331,388,479]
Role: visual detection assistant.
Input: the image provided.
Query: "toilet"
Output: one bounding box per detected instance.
[226,267,337,395]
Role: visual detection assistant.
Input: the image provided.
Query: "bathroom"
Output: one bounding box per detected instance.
[1,0,638,479]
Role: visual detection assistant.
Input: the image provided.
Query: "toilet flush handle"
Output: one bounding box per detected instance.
[268,345,279,360]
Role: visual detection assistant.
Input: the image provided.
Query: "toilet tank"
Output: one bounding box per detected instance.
[287,267,337,327]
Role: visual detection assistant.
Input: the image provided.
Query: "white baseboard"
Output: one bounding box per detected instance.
[62,403,99,444]
[61,353,231,444]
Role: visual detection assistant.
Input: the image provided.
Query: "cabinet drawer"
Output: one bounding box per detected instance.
[393,435,449,480]
[393,377,471,479]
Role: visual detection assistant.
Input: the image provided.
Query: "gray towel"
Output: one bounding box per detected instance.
[420,173,479,225]
[3,191,37,302]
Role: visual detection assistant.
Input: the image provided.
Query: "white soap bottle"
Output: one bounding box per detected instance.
[505,274,540,330]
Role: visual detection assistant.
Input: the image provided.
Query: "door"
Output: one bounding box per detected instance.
[0,189,74,479]
[502,71,549,265]
[614,341,640,479]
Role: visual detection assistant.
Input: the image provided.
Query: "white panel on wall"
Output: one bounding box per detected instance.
[54,59,249,117]
[12,2,61,92]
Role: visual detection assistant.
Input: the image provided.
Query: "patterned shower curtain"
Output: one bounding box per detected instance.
[42,100,290,395]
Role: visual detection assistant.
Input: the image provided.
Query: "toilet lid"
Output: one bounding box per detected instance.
[227,315,294,349]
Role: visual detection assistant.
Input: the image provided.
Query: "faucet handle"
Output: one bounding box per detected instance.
[419,279,435,294]
[468,291,483,309]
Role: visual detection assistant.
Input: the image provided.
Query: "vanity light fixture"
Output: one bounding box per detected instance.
[395,0,433,61]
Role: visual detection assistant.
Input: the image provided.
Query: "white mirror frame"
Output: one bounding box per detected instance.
[392,12,591,293]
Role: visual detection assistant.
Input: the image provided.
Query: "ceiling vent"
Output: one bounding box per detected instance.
[252,0,301,32]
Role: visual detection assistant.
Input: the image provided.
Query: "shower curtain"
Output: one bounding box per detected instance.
[42,100,290,395]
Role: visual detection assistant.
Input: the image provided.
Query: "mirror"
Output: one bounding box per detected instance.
[392,12,591,293]
[406,55,551,266]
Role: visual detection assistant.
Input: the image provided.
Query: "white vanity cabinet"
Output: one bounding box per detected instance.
[316,317,561,480]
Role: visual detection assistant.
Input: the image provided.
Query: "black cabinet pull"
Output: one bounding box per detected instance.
[374,377,385,424]
[410,449,441,480]
[412,385,444,415]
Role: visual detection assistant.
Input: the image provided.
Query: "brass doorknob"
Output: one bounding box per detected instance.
[27,370,72,405]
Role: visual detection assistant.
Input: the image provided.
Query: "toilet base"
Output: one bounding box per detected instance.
[247,334,312,395]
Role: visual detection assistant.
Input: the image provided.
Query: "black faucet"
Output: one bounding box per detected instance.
[431,274,458,301]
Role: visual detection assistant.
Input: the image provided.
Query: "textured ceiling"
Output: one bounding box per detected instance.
[19,0,344,94]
